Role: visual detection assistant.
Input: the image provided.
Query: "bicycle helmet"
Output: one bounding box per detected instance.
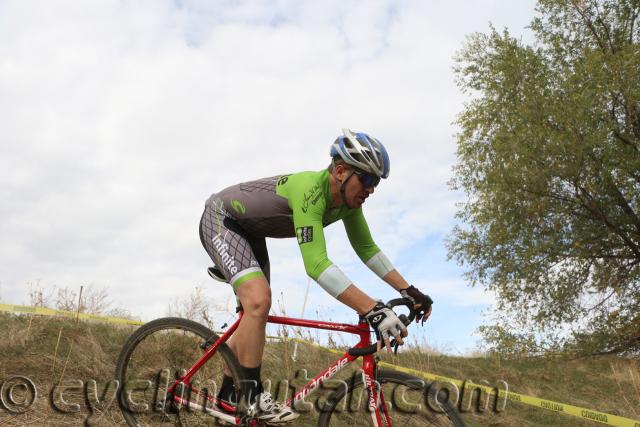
[330,128,390,179]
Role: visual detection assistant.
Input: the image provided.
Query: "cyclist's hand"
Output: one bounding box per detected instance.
[400,285,433,325]
[365,302,408,353]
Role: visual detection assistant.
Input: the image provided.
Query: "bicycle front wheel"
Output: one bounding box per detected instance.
[115,317,244,426]
[317,369,466,427]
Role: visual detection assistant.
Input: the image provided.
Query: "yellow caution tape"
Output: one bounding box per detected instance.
[0,303,144,326]
[2,306,638,426]
[273,335,640,427]
[376,362,640,427]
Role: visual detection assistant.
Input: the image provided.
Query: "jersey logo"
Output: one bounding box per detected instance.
[211,234,238,275]
[277,175,291,186]
[301,184,322,213]
[230,199,246,215]
[296,226,313,244]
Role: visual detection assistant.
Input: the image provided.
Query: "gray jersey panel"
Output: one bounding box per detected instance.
[211,176,295,238]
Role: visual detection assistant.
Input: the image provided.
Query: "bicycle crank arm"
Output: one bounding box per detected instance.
[173,395,239,425]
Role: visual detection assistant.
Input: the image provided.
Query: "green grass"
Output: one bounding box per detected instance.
[0,312,638,426]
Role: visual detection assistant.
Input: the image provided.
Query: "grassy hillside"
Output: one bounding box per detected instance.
[0,313,638,426]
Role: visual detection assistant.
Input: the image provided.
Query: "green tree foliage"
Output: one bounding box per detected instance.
[449,0,640,356]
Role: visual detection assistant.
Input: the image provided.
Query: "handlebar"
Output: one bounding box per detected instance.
[348,298,417,356]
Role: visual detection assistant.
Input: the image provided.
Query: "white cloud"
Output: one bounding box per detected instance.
[0,0,535,351]
[421,278,496,307]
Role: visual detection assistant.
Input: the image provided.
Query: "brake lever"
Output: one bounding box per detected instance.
[391,313,409,354]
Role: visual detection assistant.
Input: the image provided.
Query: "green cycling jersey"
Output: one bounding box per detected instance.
[205,169,394,295]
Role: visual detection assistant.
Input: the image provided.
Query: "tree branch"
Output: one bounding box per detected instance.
[630,102,640,140]
[570,0,607,51]
[521,187,578,206]
[631,10,638,44]
[588,334,640,356]
[594,3,616,53]
[605,174,640,237]
[581,149,640,245]
[576,184,640,260]
[612,129,640,153]
[607,91,640,153]
[585,288,617,312]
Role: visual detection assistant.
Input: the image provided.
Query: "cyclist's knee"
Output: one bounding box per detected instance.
[237,277,271,321]
[245,295,271,320]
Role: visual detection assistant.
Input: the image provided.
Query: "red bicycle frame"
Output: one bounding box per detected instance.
[166,311,391,426]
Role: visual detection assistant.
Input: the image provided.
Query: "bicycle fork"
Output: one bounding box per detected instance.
[362,354,392,427]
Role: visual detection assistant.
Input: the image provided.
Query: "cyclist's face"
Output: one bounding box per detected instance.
[343,168,375,208]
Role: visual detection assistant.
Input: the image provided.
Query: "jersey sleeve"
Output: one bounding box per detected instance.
[343,208,395,278]
[343,208,380,261]
[287,177,353,297]
[290,194,332,280]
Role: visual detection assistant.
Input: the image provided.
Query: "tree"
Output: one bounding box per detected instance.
[449,0,640,355]
[56,286,111,314]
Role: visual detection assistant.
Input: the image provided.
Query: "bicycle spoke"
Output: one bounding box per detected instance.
[318,370,465,427]
[116,318,243,427]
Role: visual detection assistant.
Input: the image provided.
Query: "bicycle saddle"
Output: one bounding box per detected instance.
[207,266,227,282]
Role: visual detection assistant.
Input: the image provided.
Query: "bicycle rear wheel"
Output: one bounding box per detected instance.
[317,369,466,427]
[115,317,244,426]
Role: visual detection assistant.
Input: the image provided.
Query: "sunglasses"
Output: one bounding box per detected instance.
[353,170,380,188]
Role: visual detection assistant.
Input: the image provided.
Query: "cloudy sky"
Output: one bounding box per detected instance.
[1,0,536,353]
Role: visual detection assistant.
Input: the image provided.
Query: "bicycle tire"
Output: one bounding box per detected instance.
[115,317,245,426]
[317,369,466,427]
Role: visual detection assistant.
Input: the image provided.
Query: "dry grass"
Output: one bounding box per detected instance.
[0,313,131,426]
[1,312,638,426]
[607,359,640,420]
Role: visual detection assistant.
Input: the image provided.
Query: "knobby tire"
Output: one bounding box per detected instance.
[115,317,244,427]
[317,369,466,427]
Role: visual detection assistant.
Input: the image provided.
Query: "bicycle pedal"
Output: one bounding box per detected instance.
[244,416,295,427]
[156,399,179,414]
[172,384,186,410]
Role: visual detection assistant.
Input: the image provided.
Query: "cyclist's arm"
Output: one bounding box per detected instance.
[293,217,375,311]
[343,208,431,322]
[380,269,411,291]
[290,193,355,299]
[337,284,377,315]
[342,208,408,289]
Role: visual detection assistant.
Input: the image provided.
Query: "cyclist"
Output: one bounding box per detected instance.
[199,128,433,423]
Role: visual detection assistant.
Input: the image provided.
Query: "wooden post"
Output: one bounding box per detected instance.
[52,328,63,375]
[292,277,311,362]
[76,285,84,324]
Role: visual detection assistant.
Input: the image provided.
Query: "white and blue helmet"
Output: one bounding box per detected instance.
[330,128,390,178]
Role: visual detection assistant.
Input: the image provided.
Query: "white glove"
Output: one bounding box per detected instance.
[365,302,408,352]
